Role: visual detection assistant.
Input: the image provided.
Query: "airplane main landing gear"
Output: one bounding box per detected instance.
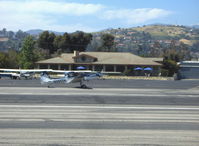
[80,80,88,89]
[47,83,54,88]
[81,84,87,88]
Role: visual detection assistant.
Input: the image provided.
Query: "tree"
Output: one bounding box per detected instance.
[53,35,63,52]
[98,33,116,52]
[19,36,36,69]
[33,47,49,61]
[164,41,191,62]
[0,50,19,68]
[69,31,92,52]
[15,30,28,40]
[162,49,180,77]
[38,31,56,54]
[192,41,199,52]
[161,40,193,77]
[2,28,7,36]
[162,58,178,77]
[7,49,19,68]
[149,41,163,57]
[58,33,71,52]
[86,35,102,52]
[178,42,192,60]
[137,44,150,57]
[48,32,56,53]
[7,31,15,39]
[0,52,9,68]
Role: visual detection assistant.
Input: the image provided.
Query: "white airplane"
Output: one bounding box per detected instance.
[0,72,20,79]
[0,69,53,79]
[40,71,103,88]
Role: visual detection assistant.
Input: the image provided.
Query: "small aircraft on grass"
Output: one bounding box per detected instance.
[40,70,103,88]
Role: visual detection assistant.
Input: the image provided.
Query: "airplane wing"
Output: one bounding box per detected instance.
[0,68,53,73]
[0,72,20,79]
[51,70,92,74]
[19,69,53,73]
[0,69,20,73]
[0,69,54,79]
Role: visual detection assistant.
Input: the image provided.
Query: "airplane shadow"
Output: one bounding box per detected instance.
[75,86,93,89]
[46,86,93,89]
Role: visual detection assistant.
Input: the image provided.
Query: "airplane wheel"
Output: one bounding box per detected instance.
[81,84,87,88]
[48,85,51,88]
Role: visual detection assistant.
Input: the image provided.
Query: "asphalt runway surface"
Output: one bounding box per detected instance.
[0,79,199,145]
[0,78,199,89]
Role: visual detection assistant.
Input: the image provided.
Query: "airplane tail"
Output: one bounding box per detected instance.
[40,72,50,84]
[64,73,75,83]
[96,72,103,78]
[83,71,103,81]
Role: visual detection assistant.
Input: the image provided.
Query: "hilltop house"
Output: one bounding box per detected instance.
[36,51,162,75]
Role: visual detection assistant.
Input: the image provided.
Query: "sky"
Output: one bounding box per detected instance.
[0,0,199,32]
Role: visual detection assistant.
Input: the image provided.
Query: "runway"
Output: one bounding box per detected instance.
[0,79,199,145]
[0,87,199,106]
[0,104,199,145]
[0,78,199,89]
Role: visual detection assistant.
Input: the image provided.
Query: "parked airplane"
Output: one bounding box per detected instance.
[40,71,103,88]
[0,72,20,79]
[0,69,53,79]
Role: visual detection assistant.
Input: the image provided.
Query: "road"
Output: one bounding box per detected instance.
[0,79,199,145]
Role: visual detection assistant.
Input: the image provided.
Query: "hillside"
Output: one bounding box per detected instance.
[1,25,199,59]
[88,24,199,58]
[133,25,192,38]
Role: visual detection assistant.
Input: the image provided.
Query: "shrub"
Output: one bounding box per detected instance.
[161,69,169,77]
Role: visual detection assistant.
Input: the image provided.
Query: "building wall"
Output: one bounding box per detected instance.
[37,63,160,76]
[178,61,199,79]
[179,67,199,79]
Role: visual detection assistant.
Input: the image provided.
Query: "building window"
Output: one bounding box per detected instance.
[88,65,92,70]
[95,65,103,71]
[50,64,58,70]
[181,67,190,71]
[39,64,48,69]
[81,56,86,62]
[61,65,69,70]
[106,65,114,72]
[116,65,125,72]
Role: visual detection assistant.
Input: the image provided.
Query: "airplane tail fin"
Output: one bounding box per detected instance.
[64,72,75,83]
[40,72,50,84]
[83,71,104,81]
[40,72,49,77]
[96,71,103,78]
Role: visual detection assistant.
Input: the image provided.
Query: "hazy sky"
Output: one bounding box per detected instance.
[0,0,198,32]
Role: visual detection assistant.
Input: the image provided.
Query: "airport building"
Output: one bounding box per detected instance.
[36,51,162,75]
[177,61,199,79]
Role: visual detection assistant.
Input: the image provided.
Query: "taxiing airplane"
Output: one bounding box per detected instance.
[40,71,103,88]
